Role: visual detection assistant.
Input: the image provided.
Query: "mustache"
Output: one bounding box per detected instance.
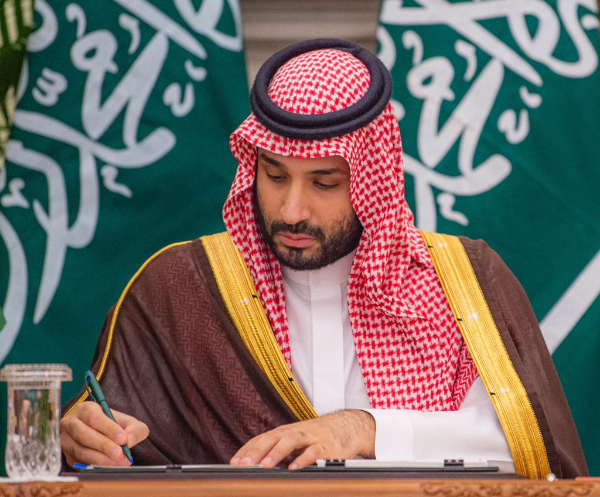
[270,220,325,242]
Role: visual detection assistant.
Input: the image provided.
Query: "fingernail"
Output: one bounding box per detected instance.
[231,457,240,465]
[261,457,272,467]
[289,463,298,470]
[111,447,123,460]
[242,456,253,465]
[115,433,126,445]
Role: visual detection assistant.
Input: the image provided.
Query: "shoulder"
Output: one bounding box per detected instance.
[422,230,528,309]
[124,234,225,296]
[457,235,500,262]
[131,239,198,283]
[457,235,516,281]
[456,235,536,331]
[419,230,511,277]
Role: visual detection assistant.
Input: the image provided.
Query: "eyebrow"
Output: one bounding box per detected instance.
[259,153,347,176]
[260,153,287,169]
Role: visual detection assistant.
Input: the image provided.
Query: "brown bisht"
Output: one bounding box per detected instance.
[63,238,299,465]
[63,233,587,478]
[422,232,587,479]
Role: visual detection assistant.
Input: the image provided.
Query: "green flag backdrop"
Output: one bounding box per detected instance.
[0,0,249,472]
[378,0,600,474]
[1,0,35,335]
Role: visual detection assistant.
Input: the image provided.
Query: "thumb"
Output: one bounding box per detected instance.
[113,410,150,448]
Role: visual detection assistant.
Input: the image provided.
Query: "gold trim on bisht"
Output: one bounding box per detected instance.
[202,232,317,421]
[64,241,192,417]
[420,230,551,479]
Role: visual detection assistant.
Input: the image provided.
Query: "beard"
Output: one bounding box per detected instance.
[254,186,363,271]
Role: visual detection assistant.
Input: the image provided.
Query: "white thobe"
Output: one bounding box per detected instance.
[281,250,514,465]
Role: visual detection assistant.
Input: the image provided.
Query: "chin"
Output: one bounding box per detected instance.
[280,251,332,272]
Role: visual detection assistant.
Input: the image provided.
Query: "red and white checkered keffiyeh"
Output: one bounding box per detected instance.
[224,48,478,411]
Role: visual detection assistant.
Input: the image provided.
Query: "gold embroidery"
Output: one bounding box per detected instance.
[420,230,551,479]
[201,232,317,421]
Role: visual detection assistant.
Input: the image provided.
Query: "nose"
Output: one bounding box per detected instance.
[280,184,311,226]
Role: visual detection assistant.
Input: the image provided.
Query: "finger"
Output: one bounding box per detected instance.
[77,402,127,446]
[230,435,270,466]
[288,444,326,470]
[62,417,128,463]
[242,434,288,466]
[231,430,290,466]
[258,434,309,468]
[113,410,150,448]
[61,430,131,468]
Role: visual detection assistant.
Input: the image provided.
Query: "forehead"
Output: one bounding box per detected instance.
[257,148,350,175]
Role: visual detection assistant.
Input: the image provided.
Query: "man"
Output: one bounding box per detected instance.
[60,39,587,478]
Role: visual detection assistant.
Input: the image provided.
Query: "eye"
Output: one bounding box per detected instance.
[267,173,285,182]
[315,181,338,190]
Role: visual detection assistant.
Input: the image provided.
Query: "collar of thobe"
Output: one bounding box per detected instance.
[281,248,356,287]
[279,232,435,319]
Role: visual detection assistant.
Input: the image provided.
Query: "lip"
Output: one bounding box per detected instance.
[277,232,316,248]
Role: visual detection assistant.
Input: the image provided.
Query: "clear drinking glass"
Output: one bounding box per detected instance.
[0,364,72,479]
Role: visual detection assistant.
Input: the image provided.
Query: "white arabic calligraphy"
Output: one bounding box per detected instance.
[0,0,243,363]
[378,0,599,230]
[379,0,599,349]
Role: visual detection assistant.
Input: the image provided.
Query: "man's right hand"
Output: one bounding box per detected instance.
[60,401,150,468]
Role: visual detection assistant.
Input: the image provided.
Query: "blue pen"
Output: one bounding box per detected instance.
[84,370,134,464]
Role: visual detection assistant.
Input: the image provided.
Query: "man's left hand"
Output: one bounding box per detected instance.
[230,409,375,470]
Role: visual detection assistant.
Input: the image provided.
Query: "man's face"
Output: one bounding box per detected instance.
[254,148,363,271]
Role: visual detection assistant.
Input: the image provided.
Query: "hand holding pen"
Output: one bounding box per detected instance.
[84,370,134,464]
[59,370,150,468]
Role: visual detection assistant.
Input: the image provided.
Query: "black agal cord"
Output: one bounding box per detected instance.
[250,38,393,140]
